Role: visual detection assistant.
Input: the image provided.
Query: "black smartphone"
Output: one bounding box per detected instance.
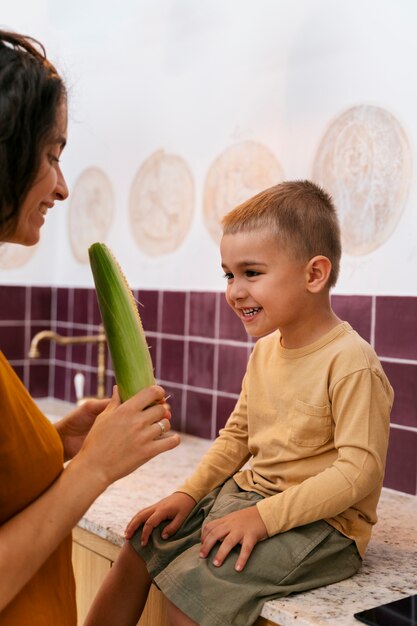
[354,594,417,626]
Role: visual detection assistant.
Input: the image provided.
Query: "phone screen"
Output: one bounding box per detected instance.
[354,595,417,626]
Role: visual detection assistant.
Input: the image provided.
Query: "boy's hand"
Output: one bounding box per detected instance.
[125,492,196,545]
[200,506,268,572]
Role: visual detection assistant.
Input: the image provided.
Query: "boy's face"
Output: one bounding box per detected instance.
[221,229,309,339]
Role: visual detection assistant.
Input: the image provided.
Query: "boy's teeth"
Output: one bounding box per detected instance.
[242,307,260,317]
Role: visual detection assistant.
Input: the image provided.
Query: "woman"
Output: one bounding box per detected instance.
[0,29,180,624]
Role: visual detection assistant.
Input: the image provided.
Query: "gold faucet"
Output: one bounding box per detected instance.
[28,326,107,399]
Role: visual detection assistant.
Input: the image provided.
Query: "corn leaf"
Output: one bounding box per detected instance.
[89,242,155,402]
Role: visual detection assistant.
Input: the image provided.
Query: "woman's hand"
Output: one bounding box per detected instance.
[75,385,180,489]
[54,398,110,461]
[125,492,196,544]
[199,506,268,572]
[0,384,179,612]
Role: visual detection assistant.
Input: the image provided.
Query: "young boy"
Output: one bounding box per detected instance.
[85,180,393,626]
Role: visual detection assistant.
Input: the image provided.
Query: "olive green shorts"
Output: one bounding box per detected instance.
[130,478,361,626]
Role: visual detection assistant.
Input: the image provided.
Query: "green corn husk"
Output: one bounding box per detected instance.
[88,242,155,402]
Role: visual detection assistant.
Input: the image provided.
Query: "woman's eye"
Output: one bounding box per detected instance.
[48,154,60,164]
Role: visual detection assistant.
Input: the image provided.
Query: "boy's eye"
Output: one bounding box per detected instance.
[223,272,233,281]
[245,270,260,277]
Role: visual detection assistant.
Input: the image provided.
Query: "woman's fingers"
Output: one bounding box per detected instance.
[80,383,180,487]
[152,416,172,439]
[123,385,166,413]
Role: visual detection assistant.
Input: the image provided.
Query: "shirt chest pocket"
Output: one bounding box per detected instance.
[289,399,332,447]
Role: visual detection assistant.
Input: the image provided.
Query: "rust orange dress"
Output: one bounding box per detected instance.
[0,352,76,625]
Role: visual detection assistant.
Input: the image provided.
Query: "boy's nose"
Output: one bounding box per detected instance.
[228,280,247,301]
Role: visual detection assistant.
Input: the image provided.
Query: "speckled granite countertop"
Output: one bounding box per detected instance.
[40,399,417,626]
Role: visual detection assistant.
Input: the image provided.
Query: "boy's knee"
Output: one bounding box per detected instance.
[118,541,149,578]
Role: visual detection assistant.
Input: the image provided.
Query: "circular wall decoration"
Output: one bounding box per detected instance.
[203,141,284,244]
[68,167,114,263]
[0,243,37,269]
[129,150,195,256]
[312,105,411,256]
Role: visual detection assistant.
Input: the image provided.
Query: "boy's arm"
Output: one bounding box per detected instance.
[177,381,251,501]
[256,367,392,541]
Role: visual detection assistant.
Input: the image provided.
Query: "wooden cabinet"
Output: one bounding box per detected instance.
[72,539,111,624]
[72,527,169,626]
[72,527,277,626]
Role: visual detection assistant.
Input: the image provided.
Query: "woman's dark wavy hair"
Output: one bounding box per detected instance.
[0,30,66,239]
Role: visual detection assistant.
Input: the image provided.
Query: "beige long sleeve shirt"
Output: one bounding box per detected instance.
[177,323,394,557]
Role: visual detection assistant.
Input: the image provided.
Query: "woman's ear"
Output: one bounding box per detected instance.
[306,256,332,293]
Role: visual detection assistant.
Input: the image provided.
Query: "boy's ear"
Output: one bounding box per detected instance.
[305,256,332,293]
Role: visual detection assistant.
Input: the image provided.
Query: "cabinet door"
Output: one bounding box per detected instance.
[138,585,169,626]
[72,542,112,626]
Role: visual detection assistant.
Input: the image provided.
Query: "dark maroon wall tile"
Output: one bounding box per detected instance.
[28,363,50,397]
[185,391,213,438]
[382,362,417,428]
[136,290,159,332]
[31,287,52,321]
[189,292,216,338]
[72,343,88,365]
[383,428,417,494]
[375,297,417,359]
[53,364,67,400]
[0,286,26,321]
[56,288,69,323]
[11,364,24,384]
[160,338,184,383]
[162,385,183,432]
[216,395,239,432]
[0,325,25,360]
[187,342,214,389]
[162,291,186,335]
[73,288,89,325]
[331,295,372,342]
[219,297,248,342]
[217,345,248,394]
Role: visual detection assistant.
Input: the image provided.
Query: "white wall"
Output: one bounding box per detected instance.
[1,0,416,294]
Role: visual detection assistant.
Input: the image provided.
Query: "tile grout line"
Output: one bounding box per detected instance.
[155,290,164,380]
[49,287,57,398]
[181,292,190,432]
[211,292,221,439]
[65,289,74,401]
[390,423,417,433]
[370,295,376,349]
[23,286,31,389]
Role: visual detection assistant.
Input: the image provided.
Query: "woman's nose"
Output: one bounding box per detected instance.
[54,167,69,201]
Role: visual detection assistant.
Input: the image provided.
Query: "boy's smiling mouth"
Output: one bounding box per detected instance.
[241,307,262,318]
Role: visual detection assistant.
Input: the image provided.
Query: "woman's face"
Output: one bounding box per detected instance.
[7,101,69,246]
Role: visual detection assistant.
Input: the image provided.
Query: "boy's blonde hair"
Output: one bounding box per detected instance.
[221,180,342,287]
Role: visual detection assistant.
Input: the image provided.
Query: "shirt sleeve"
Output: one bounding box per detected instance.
[176,376,251,502]
[256,367,393,536]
